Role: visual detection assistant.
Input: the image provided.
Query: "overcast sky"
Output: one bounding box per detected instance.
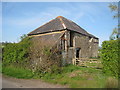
[2,2,118,46]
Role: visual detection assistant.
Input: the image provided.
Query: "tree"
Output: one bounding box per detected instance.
[109,3,120,40]
[109,28,119,40]
[20,34,27,41]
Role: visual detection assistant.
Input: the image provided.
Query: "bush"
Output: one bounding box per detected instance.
[2,35,63,75]
[2,36,32,68]
[101,40,119,78]
[29,38,62,73]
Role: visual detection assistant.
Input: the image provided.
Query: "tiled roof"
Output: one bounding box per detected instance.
[28,16,98,39]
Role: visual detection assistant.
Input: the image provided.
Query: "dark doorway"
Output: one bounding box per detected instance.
[76,48,80,58]
[70,31,74,47]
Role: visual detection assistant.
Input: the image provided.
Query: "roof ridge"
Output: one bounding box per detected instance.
[57,16,63,18]
[58,17,67,29]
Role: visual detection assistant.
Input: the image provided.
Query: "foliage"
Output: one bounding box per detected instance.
[109,27,119,40]
[2,65,34,79]
[2,36,32,67]
[62,64,80,73]
[108,3,120,40]
[40,65,116,88]
[20,34,27,41]
[2,34,119,88]
[2,34,62,75]
[2,62,118,88]
[101,40,119,78]
[109,3,118,18]
[29,38,62,74]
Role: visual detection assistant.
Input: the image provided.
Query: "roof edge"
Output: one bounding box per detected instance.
[28,29,66,36]
[28,28,98,39]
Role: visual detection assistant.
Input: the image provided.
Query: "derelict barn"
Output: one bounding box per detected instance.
[28,16,99,65]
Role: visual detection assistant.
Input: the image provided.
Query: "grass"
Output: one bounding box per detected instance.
[2,65,34,79]
[0,63,2,73]
[105,77,118,88]
[40,66,107,88]
[2,64,118,88]
[40,65,118,88]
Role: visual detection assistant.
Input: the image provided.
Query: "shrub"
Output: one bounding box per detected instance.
[2,35,63,75]
[2,36,32,68]
[29,38,62,73]
[101,40,119,78]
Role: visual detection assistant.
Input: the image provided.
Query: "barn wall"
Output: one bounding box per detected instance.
[90,38,99,57]
[29,30,99,66]
[61,30,73,65]
[67,31,99,62]
[74,33,90,58]
[29,32,66,67]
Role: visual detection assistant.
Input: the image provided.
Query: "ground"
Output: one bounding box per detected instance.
[1,74,67,88]
[1,59,118,88]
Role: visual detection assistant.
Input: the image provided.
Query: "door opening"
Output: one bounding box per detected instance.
[76,48,80,58]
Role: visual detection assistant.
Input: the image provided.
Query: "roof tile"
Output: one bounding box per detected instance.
[28,16,98,39]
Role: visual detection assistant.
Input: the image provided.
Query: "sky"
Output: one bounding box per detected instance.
[1,2,118,46]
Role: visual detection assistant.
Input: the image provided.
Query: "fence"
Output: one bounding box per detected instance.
[73,58,101,68]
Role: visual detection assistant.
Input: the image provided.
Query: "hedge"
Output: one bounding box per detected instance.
[2,37,31,67]
[101,40,120,78]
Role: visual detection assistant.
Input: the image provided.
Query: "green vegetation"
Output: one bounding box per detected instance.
[2,65,34,79]
[2,36,31,68]
[2,64,118,88]
[101,40,119,78]
[2,35,119,88]
[40,65,106,88]
[0,63,2,73]
[29,38,62,73]
[108,3,120,40]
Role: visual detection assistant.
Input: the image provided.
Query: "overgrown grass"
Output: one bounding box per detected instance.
[2,65,34,79]
[2,64,118,88]
[41,65,118,88]
[40,65,107,88]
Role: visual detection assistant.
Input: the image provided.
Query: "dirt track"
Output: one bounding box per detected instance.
[1,74,68,88]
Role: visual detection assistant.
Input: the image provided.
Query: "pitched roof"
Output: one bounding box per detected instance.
[28,16,98,39]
